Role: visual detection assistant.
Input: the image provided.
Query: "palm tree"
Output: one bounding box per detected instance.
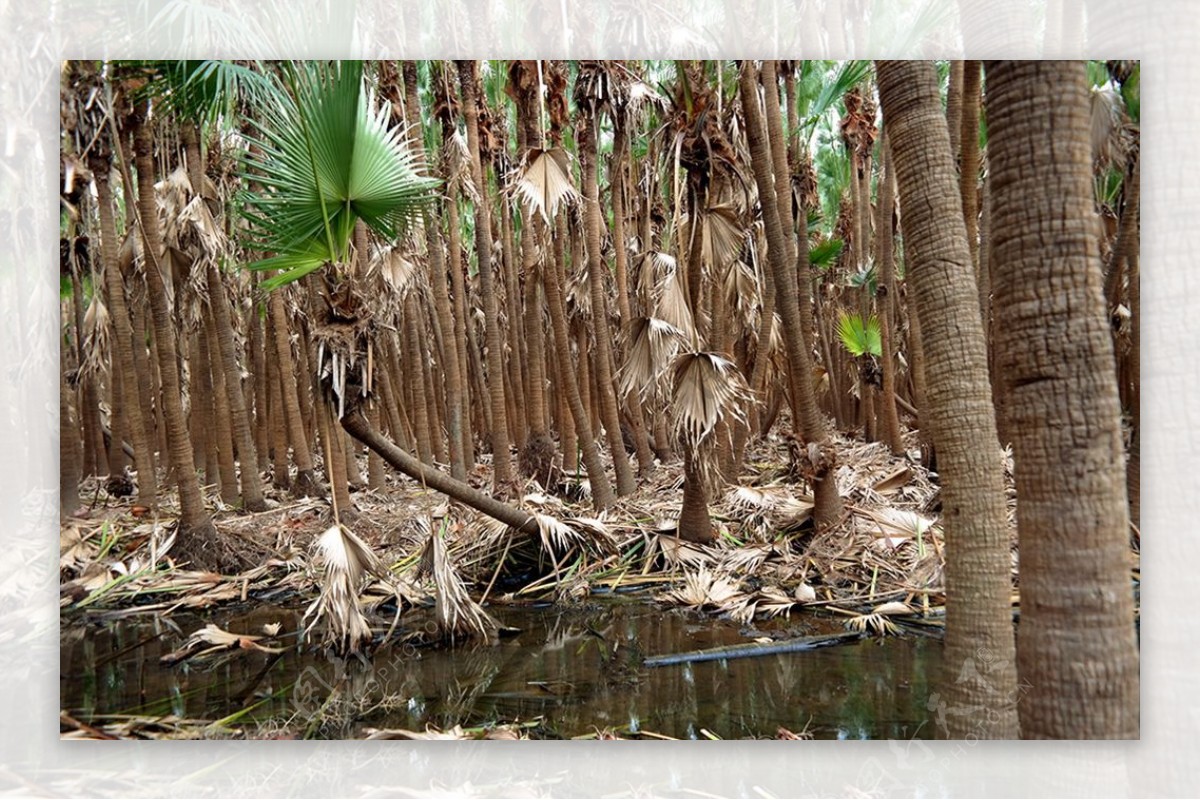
[456,60,514,492]
[740,60,843,531]
[574,61,637,496]
[986,59,1139,739]
[876,59,1019,738]
[118,64,219,564]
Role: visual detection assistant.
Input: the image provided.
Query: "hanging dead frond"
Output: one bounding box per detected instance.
[79,291,111,379]
[512,147,578,223]
[670,351,752,492]
[653,258,696,343]
[302,524,391,655]
[620,316,685,402]
[417,521,499,644]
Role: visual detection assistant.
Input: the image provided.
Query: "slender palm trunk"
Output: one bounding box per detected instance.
[877,59,1019,738]
[129,112,214,546]
[740,61,842,530]
[267,288,322,497]
[874,138,905,454]
[547,212,615,510]
[457,60,513,490]
[579,111,636,496]
[94,167,157,504]
[987,59,1139,739]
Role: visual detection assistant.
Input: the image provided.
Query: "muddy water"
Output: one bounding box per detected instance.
[60,599,939,739]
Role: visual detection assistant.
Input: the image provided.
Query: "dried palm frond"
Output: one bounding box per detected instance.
[724,259,760,332]
[417,521,499,644]
[302,524,391,655]
[79,292,110,379]
[845,612,899,637]
[657,532,713,570]
[161,623,284,666]
[620,316,685,401]
[695,202,747,274]
[512,147,578,223]
[670,352,752,491]
[654,262,697,344]
[370,246,418,295]
[661,564,744,611]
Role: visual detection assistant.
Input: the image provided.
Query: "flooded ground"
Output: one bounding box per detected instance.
[61,598,940,739]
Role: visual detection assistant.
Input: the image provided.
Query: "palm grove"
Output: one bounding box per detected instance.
[59,59,1140,738]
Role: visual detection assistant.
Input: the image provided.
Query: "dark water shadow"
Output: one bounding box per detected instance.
[60,599,940,739]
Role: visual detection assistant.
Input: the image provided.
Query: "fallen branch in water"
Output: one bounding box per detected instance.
[642,630,864,667]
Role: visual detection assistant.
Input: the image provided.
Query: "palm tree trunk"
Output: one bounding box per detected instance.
[610,124,656,474]
[987,59,1139,739]
[877,59,1019,738]
[457,60,513,490]
[341,407,537,534]
[874,137,905,455]
[740,61,842,530]
[579,110,636,496]
[206,264,266,510]
[547,212,615,510]
[402,64,467,480]
[60,355,81,518]
[129,111,214,547]
[94,167,157,504]
[201,315,239,505]
[267,288,321,497]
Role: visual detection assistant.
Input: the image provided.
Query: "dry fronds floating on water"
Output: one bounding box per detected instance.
[417,519,499,644]
[302,524,391,655]
[160,623,283,666]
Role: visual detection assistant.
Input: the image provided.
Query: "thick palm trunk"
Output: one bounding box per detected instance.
[129,113,214,547]
[739,62,842,530]
[94,167,157,504]
[579,112,636,496]
[877,59,1019,738]
[200,317,239,504]
[987,59,1139,739]
[443,186,475,466]
[457,60,513,490]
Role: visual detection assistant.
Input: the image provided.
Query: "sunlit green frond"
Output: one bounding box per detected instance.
[836,311,881,358]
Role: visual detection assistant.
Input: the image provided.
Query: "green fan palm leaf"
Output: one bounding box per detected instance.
[241,60,439,289]
[836,311,881,358]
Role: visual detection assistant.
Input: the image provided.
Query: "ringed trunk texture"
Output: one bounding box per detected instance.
[986,59,1139,739]
[94,167,157,505]
[457,60,513,490]
[130,113,214,545]
[740,61,842,530]
[876,59,1020,739]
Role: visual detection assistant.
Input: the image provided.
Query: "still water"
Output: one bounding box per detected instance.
[61,599,940,739]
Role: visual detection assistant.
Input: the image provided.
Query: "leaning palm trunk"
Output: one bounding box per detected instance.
[987,59,1139,739]
[876,59,1019,738]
